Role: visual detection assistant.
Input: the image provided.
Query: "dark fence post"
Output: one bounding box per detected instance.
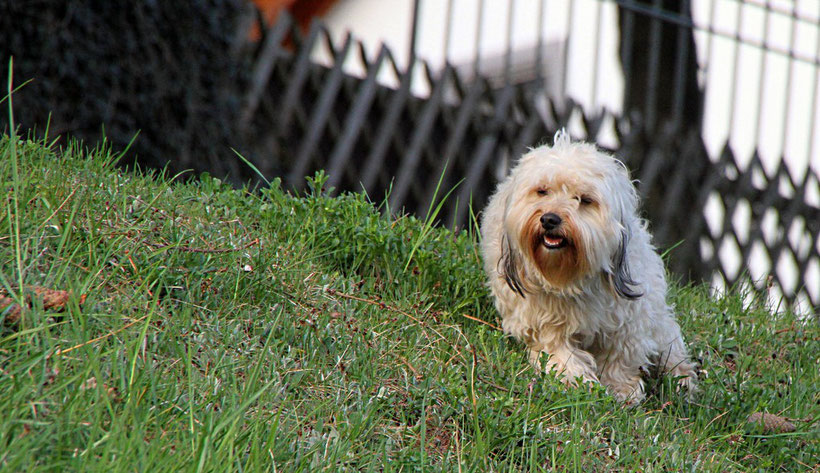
[617,0,709,282]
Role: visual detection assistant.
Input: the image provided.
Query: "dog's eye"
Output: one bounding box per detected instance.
[579,195,594,205]
[536,189,549,196]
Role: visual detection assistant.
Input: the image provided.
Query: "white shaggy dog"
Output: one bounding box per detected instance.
[480,131,696,403]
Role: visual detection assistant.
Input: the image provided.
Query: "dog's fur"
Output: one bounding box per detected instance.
[480,131,696,403]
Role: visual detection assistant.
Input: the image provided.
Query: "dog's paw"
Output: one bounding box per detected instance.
[608,379,646,405]
[669,363,698,398]
[547,357,599,387]
[674,373,698,399]
[564,373,600,389]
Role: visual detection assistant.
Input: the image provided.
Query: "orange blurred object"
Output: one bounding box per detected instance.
[249,0,339,41]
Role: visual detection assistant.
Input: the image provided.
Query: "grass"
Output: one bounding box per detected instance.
[0,134,817,472]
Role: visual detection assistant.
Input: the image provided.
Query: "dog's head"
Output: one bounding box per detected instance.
[500,131,643,298]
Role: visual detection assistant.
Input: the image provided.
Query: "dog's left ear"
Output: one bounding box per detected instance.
[605,228,643,300]
[499,234,527,298]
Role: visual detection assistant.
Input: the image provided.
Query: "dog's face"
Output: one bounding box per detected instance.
[501,137,642,298]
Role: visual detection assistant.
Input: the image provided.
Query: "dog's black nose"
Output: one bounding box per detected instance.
[540,212,562,230]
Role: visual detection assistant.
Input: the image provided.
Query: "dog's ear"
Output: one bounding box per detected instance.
[606,228,643,300]
[499,234,527,298]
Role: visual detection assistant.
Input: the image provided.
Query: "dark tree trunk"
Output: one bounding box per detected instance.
[617,0,710,282]
[618,0,703,134]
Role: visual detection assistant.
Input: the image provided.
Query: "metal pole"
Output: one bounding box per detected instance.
[535,0,545,82]
[444,0,454,65]
[504,0,515,85]
[806,3,820,167]
[409,0,421,70]
[474,0,485,77]
[560,0,575,101]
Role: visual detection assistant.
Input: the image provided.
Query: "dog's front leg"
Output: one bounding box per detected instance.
[528,339,599,386]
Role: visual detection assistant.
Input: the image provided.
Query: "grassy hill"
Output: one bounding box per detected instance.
[1,135,817,471]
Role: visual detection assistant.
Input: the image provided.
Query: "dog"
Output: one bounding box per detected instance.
[480,130,696,403]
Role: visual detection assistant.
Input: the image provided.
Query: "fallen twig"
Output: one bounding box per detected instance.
[461,313,501,331]
[325,288,424,325]
[51,314,150,358]
[396,354,421,378]
[148,238,259,254]
[774,323,795,335]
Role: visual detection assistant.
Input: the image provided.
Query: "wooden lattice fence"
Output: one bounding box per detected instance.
[242,13,819,314]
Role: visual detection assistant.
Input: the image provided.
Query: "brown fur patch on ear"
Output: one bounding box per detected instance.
[525,213,588,288]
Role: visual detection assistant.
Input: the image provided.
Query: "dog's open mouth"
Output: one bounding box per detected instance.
[542,233,569,250]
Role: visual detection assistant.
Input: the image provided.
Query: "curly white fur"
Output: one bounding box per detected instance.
[480,130,696,403]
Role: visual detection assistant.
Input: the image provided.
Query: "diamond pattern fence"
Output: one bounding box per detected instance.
[241,13,819,315]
